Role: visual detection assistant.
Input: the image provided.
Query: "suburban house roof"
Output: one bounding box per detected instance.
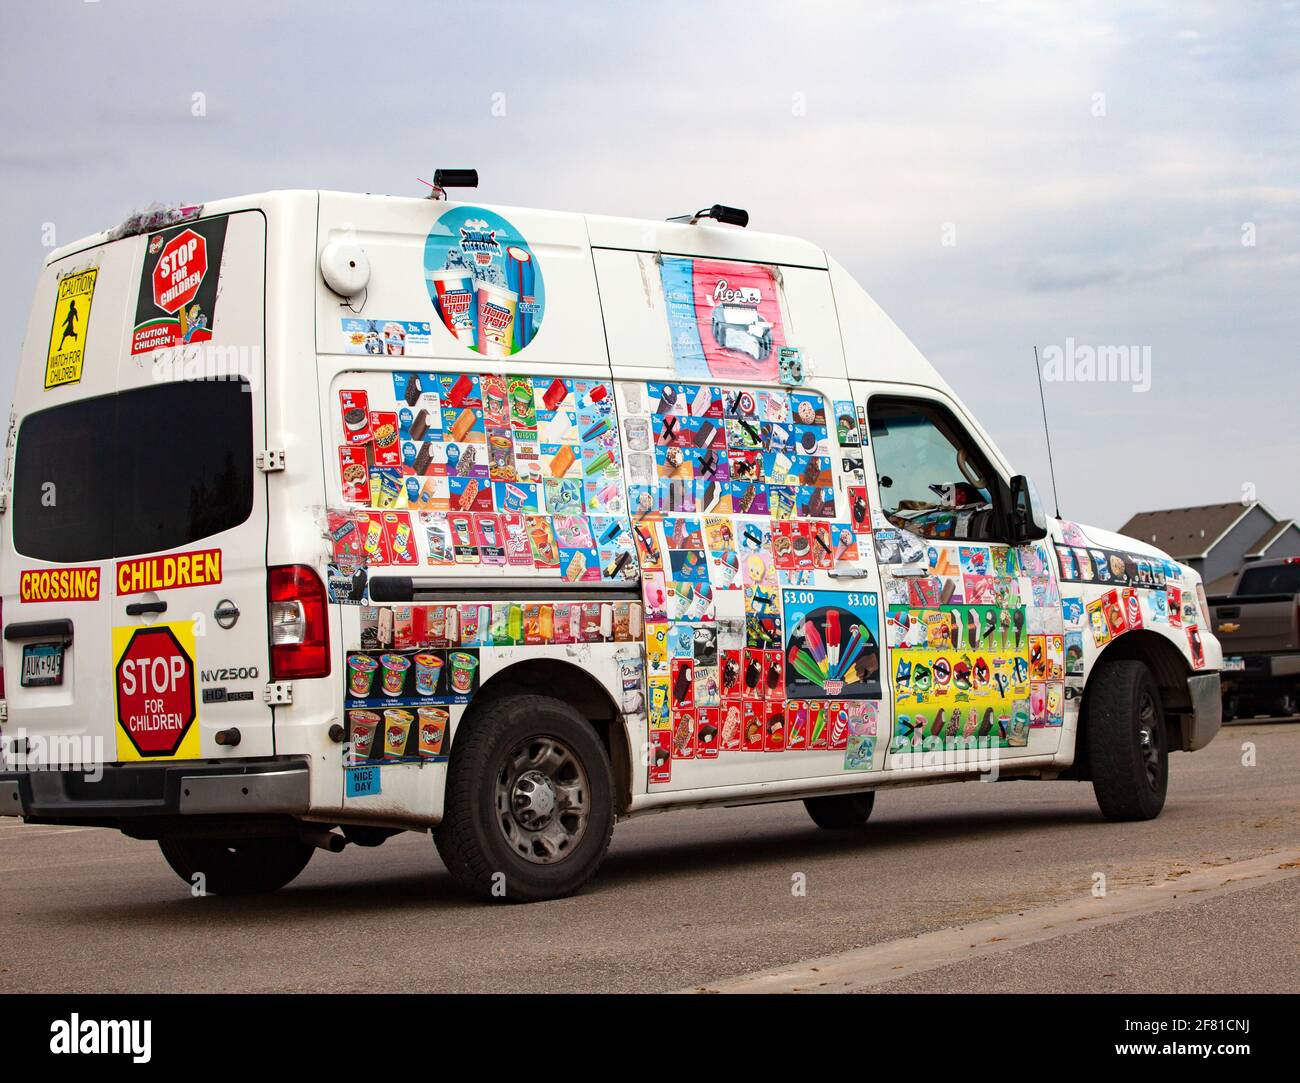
[1207,517,1300,595]
[1117,502,1263,561]
[1245,518,1296,558]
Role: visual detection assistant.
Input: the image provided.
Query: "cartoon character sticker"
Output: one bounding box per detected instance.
[342,319,431,357]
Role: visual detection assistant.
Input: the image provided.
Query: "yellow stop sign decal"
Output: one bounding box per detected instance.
[113,622,199,761]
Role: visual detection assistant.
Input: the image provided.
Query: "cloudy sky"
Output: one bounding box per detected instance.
[2,0,1296,531]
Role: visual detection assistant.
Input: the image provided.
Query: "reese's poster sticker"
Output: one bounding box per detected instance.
[131,215,229,356]
[45,268,98,389]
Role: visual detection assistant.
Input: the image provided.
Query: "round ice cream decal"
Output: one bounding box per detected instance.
[424,206,545,357]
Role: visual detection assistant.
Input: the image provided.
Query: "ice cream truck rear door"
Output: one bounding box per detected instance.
[2,209,277,777]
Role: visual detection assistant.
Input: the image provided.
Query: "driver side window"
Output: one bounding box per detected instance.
[868,397,1003,542]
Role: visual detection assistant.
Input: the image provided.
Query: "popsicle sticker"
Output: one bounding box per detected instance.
[427,270,478,347]
[423,206,545,356]
[781,589,883,700]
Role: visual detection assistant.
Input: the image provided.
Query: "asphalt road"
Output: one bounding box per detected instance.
[1,718,1296,994]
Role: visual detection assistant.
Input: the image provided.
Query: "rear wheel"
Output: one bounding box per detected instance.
[1272,691,1298,718]
[1086,660,1168,822]
[158,836,314,896]
[1221,693,1237,723]
[433,694,615,902]
[804,791,876,830]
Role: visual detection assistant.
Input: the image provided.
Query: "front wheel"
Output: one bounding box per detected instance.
[1086,659,1168,822]
[433,694,615,902]
[158,836,314,896]
[804,790,876,829]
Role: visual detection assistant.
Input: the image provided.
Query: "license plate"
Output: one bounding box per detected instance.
[1223,656,1245,672]
[20,642,65,687]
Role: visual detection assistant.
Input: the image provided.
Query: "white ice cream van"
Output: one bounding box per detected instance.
[0,180,1222,901]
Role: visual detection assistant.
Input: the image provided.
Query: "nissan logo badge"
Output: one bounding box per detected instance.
[214,599,240,629]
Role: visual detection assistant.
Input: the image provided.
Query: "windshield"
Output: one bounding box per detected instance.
[13,379,254,563]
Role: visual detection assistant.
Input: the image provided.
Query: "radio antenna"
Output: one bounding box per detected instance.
[1033,345,1062,519]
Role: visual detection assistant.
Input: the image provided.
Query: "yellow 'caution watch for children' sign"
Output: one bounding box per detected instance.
[45,268,98,389]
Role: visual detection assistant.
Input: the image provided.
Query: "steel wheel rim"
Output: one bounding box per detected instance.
[494,735,590,865]
[1136,691,1163,790]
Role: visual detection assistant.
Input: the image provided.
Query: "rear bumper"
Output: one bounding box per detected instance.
[0,757,311,823]
[1228,652,1300,676]
[1184,672,1222,751]
[1220,652,1300,696]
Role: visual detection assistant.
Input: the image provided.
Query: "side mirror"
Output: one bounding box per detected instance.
[1009,474,1049,543]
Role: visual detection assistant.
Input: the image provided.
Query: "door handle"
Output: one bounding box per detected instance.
[4,619,73,643]
[125,600,168,616]
[368,575,643,602]
[890,562,930,578]
[828,567,870,580]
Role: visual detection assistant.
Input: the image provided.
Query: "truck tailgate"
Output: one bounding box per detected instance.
[1212,595,1300,655]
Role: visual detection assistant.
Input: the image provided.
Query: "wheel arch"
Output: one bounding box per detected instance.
[1092,630,1192,709]
[1072,630,1194,778]
[460,658,633,814]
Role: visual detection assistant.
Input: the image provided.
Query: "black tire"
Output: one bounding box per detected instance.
[804,791,876,830]
[158,836,314,896]
[1221,694,1237,723]
[1271,691,1298,719]
[1086,659,1168,822]
[433,694,615,903]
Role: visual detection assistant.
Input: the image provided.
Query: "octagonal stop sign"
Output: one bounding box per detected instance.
[115,626,197,757]
[151,228,208,314]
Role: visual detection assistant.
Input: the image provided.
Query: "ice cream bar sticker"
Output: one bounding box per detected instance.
[423,206,546,357]
[505,246,538,352]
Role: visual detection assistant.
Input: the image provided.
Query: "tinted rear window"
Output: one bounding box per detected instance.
[13,380,254,563]
[1236,563,1300,597]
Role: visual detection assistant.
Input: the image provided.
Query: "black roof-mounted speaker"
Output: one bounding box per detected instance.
[432,169,479,190]
[668,204,749,228]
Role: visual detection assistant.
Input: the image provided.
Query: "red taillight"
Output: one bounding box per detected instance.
[268,565,331,680]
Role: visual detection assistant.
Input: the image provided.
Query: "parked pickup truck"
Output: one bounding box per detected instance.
[1211,556,1300,719]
